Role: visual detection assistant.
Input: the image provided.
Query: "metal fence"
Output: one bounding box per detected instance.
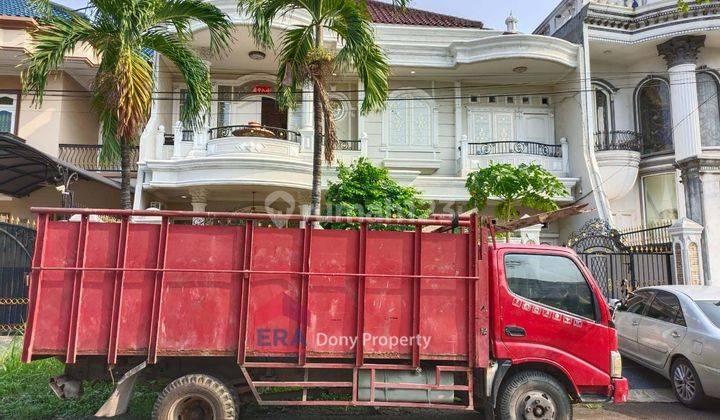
[468,141,562,157]
[568,219,674,301]
[58,144,139,172]
[594,130,642,152]
[208,124,301,142]
[0,221,35,335]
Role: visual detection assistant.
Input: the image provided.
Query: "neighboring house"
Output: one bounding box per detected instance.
[0,0,123,221]
[536,0,720,284]
[135,1,591,247]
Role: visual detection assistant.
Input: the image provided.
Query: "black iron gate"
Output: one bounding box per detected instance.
[0,221,35,335]
[568,219,673,300]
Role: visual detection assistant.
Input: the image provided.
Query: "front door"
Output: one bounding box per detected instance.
[261,97,287,129]
[637,290,687,369]
[494,249,613,381]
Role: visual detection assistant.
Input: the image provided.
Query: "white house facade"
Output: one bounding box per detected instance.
[134,0,593,246]
[537,0,720,285]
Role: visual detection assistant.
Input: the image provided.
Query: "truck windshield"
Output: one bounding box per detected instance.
[696,300,720,328]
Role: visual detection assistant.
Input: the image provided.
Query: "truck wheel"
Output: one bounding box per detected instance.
[152,374,240,420]
[497,370,572,420]
[671,357,706,408]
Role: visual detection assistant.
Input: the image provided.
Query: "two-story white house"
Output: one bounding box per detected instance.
[135,0,595,246]
[537,0,720,284]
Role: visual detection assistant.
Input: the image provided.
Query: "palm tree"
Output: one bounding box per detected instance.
[22,0,233,209]
[238,0,410,219]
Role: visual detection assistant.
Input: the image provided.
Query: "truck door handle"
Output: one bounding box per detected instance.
[504,326,526,337]
[632,320,640,326]
[671,331,680,338]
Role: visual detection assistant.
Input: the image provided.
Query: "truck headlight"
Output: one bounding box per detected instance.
[610,350,623,379]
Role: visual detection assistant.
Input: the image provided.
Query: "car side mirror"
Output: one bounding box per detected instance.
[608,299,622,314]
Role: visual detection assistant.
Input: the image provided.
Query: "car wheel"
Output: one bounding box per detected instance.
[497,370,572,420]
[671,357,706,408]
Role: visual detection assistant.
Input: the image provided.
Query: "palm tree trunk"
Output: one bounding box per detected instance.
[120,140,132,209]
[310,24,323,219]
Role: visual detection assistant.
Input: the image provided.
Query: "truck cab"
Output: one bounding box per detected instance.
[488,244,627,418]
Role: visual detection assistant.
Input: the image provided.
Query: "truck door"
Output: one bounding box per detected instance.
[495,249,613,383]
[637,290,687,369]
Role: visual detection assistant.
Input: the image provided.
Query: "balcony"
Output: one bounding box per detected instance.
[593,131,641,201]
[459,140,568,177]
[144,122,368,193]
[58,144,139,172]
[594,130,641,153]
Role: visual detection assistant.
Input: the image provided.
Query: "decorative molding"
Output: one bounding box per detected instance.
[657,35,706,68]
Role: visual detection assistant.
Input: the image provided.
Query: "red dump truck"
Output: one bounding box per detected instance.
[21,208,627,419]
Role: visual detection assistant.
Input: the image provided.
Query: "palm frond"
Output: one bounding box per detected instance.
[274,26,314,109]
[153,0,233,54]
[21,14,95,104]
[324,0,389,114]
[141,30,212,128]
[238,0,303,49]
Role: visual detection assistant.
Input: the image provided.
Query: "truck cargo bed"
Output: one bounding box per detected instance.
[22,209,489,370]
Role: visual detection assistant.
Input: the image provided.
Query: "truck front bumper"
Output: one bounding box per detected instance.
[612,377,629,403]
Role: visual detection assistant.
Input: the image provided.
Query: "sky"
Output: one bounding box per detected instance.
[53,0,559,33]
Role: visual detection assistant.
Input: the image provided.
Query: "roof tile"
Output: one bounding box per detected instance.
[0,0,74,20]
[366,1,484,29]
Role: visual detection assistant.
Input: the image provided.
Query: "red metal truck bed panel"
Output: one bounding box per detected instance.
[22,209,487,368]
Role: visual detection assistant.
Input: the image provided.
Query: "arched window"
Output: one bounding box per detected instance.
[697,71,720,147]
[329,93,351,141]
[592,82,614,136]
[0,94,17,134]
[383,89,436,149]
[636,78,673,155]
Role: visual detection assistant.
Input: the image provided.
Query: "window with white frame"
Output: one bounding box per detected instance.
[636,78,673,155]
[642,172,678,225]
[329,93,351,141]
[384,90,436,149]
[0,94,18,134]
[592,83,613,135]
[697,71,720,148]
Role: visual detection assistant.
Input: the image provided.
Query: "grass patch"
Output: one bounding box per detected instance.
[0,338,160,419]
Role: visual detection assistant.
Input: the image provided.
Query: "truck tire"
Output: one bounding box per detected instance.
[671,357,706,408]
[497,370,572,420]
[152,374,240,420]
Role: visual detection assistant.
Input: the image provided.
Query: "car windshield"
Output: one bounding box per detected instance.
[696,300,720,328]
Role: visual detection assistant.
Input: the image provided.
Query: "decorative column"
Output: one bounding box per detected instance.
[676,160,720,285]
[454,82,463,175]
[657,35,705,161]
[658,35,720,285]
[459,135,469,176]
[669,218,704,285]
[560,137,570,175]
[189,57,212,158]
[155,125,165,160]
[300,82,314,152]
[189,187,208,225]
[172,121,184,159]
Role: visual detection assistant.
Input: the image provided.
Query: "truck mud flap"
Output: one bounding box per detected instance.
[94,361,147,417]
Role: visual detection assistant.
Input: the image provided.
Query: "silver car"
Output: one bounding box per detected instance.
[613,285,720,407]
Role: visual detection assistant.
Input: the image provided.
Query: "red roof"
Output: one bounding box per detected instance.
[366,1,484,29]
